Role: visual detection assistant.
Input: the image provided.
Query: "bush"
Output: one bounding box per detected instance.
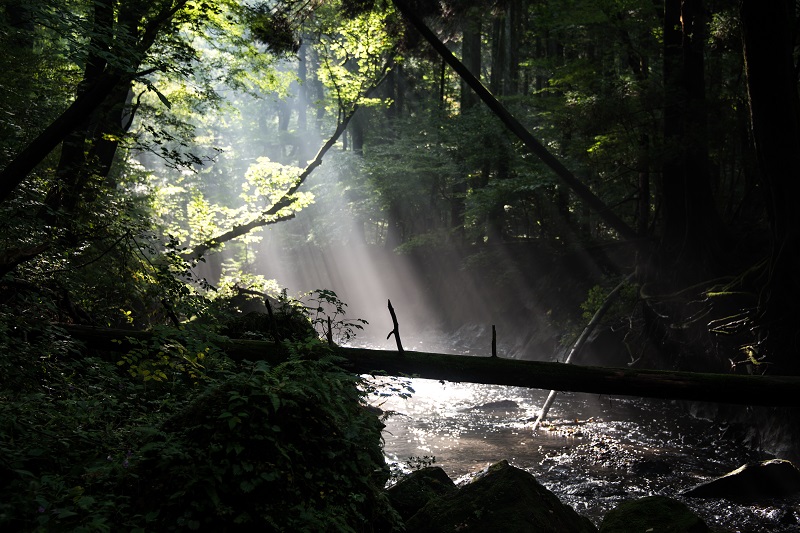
[0,306,399,531]
[131,347,399,531]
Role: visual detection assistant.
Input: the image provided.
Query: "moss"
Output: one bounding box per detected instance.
[600,496,709,533]
[388,466,457,521]
[406,460,596,532]
[130,355,400,531]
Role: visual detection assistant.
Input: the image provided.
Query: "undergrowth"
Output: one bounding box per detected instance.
[0,293,402,531]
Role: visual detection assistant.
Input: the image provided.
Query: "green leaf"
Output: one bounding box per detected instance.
[151,85,172,109]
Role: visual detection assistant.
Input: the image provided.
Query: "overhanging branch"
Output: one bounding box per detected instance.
[182,68,392,263]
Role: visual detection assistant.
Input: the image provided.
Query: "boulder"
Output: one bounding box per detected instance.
[405,460,597,532]
[683,458,800,503]
[387,467,457,521]
[600,496,708,533]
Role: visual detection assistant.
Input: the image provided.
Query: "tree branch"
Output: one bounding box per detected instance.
[386,299,404,354]
[182,67,392,263]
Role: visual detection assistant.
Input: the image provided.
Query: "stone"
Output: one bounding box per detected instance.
[599,496,709,533]
[460,399,520,412]
[629,458,672,476]
[405,460,597,532]
[683,458,800,503]
[387,466,457,522]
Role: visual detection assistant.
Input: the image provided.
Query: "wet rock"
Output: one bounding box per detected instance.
[464,399,520,411]
[405,460,597,532]
[683,458,800,503]
[630,458,672,476]
[387,467,457,521]
[599,496,709,533]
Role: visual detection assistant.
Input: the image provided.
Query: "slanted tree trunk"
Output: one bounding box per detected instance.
[183,105,361,262]
[741,0,800,375]
[0,1,190,207]
[182,66,391,262]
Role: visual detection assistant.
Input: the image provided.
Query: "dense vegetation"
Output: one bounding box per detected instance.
[1,0,798,529]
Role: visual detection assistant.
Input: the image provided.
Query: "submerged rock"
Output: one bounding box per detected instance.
[462,399,520,411]
[599,496,709,533]
[405,460,596,532]
[387,467,457,521]
[629,458,672,476]
[683,458,800,502]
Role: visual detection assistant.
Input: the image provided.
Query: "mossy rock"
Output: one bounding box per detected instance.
[405,460,597,532]
[388,466,458,521]
[222,310,315,341]
[129,359,398,531]
[600,496,709,533]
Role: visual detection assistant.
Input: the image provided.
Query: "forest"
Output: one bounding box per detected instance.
[2,0,800,530]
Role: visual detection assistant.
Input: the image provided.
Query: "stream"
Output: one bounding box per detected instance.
[362,334,800,531]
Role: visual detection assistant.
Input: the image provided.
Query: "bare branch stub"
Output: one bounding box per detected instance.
[386,299,404,354]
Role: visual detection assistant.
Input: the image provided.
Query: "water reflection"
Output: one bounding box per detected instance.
[372,377,799,531]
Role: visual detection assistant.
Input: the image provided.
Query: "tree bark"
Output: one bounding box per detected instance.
[60,324,800,406]
[741,0,800,374]
[659,0,721,276]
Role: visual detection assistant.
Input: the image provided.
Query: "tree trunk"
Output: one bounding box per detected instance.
[60,324,800,406]
[0,72,122,204]
[741,0,800,375]
[0,0,189,206]
[450,8,483,243]
[659,0,721,277]
[460,8,482,111]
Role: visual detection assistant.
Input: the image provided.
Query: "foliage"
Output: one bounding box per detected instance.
[116,323,224,381]
[130,346,401,531]
[313,7,396,113]
[0,288,402,530]
[579,280,639,325]
[0,310,207,531]
[302,288,369,345]
[387,455,438,484]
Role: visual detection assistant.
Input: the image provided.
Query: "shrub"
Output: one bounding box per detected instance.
[128,345,400,531]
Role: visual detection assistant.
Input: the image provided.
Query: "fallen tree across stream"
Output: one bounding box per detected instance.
[60,324,800,407]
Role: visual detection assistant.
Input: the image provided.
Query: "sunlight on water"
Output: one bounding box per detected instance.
[371,377,798,531]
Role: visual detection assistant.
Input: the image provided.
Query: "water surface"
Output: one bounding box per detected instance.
[372,376,799,531]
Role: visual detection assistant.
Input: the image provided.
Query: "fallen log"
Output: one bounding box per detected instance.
[59,324,800,407]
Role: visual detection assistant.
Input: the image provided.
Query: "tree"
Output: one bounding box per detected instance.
[740,0,800,374]
[0,0,202,205]
[391,0,640,242]
[659,0,723,279]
